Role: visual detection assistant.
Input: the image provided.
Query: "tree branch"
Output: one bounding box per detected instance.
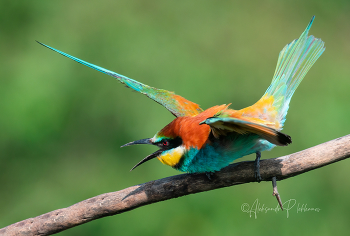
[1,134,350,236]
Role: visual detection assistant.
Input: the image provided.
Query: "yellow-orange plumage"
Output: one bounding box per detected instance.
[172,94,203,117]
[226,95,280,129]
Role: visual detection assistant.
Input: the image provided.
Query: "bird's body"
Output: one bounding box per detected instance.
[38,16,325,176]
[155,105,275,173]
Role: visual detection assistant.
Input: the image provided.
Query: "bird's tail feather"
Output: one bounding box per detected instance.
[264,16,325,126]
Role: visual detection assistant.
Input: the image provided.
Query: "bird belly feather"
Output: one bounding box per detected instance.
[176,133,275,173]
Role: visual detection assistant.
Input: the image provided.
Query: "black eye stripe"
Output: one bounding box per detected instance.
[156,137,182,150]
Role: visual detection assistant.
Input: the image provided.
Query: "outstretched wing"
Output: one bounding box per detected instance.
[200,116,291,146]
[37,41,203,117]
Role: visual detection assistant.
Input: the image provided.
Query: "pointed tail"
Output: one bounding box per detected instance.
[264,16,325,127]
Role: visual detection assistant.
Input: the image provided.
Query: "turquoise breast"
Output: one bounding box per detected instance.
[175,133,275,173]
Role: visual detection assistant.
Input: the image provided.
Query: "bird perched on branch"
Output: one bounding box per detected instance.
[38,16,325,181]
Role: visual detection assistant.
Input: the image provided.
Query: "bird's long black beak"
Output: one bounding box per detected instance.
[121,138,152,147]
[121,138,162,171]
[130,149,163,171]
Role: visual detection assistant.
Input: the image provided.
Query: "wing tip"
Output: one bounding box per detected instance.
[277,132,292,146]
[307,16,315,31]
[36,40,52,50]
[36,40,49,50]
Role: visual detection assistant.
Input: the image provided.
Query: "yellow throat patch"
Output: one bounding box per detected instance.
[157,146,185,167]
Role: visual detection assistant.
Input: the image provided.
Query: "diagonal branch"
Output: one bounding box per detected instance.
[1,134,350,236]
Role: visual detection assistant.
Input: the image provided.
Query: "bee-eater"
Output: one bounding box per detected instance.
[38,16,325,181]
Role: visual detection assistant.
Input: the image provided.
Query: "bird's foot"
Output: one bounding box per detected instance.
[272,176,283,210]
[254,152,262,182]
[205,172,214,180]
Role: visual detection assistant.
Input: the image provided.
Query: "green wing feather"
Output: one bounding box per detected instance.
[201,117,291,146]
[37,41,203,117]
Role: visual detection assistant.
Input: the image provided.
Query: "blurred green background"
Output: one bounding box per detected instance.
[1,0,350,235]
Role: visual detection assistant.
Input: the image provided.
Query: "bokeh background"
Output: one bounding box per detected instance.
[1,1,350,235]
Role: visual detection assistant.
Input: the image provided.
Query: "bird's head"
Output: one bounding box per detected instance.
[121,106,226,171]
[121,117,188,171]
[121,135,185,171]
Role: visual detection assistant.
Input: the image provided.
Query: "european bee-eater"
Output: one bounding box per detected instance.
[38,16,325,181]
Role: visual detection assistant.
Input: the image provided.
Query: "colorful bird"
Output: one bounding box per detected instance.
[38,16,325,181]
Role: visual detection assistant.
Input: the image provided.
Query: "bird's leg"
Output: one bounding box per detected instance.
[205,172,214,180]
[254,151,262,182]
[272,176,283,210]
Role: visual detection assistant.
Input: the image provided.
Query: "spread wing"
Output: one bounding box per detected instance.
[37,41,203,117]
[200,116,291,146]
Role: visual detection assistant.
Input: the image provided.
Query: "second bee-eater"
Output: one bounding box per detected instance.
[38,16,325,181]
